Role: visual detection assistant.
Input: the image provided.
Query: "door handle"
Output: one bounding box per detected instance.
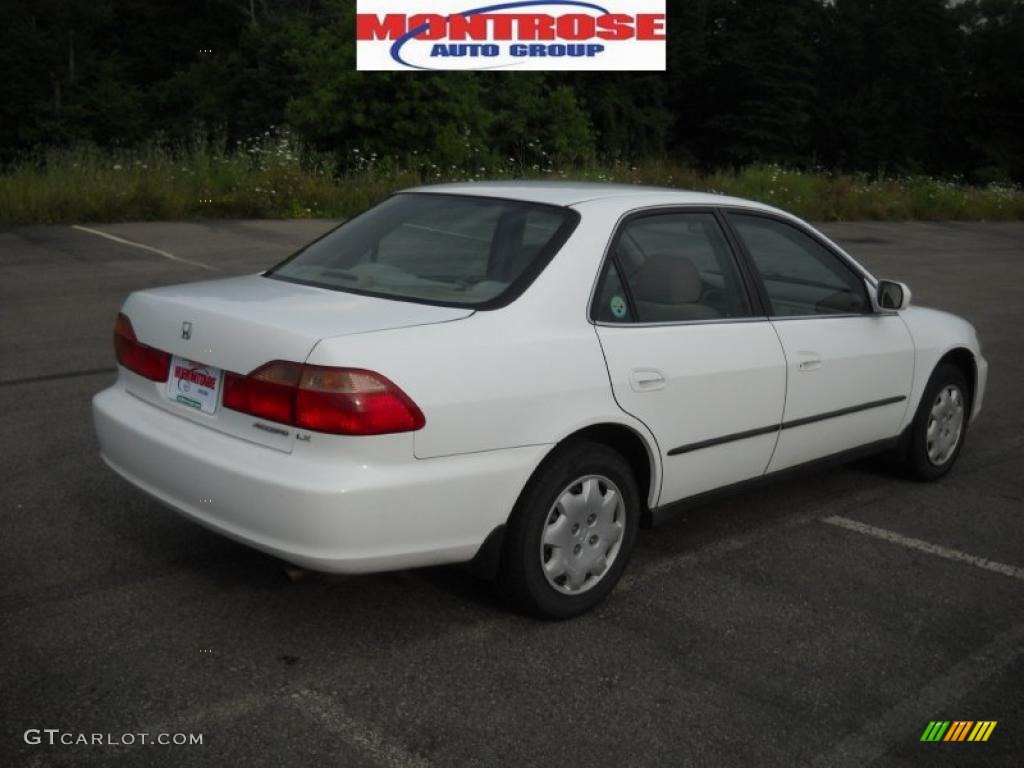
[797,352,822,372]
[629,368,666,392]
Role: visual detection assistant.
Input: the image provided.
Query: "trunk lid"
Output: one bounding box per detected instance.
[119,274,472,451]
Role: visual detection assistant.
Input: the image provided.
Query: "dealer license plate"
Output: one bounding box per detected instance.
[166,356,223,414]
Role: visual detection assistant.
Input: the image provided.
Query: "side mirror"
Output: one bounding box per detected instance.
[872,280,912,312]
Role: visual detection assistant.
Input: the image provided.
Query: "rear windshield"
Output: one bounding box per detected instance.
[266,193,578,308]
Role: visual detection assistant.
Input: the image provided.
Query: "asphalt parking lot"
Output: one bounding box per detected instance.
[1,217,1022,767]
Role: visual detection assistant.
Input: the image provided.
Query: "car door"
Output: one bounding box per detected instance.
[593,209,787,506]
[725,211,915,472]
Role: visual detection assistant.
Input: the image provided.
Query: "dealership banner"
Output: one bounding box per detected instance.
[356,0,666,71]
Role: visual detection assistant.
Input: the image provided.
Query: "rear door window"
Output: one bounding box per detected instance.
[593,212,754,323]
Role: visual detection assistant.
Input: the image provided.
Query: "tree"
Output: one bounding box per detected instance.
[694,0,823,168]
[1,0,1021,183]
[816,0,962,177]
[955,0,1024,181]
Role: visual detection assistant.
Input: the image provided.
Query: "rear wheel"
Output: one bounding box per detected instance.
[904,363,970,481]
[498,442,640,619]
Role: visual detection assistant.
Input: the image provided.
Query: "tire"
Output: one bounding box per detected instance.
[498,441,640,619]
[904,363,970,481]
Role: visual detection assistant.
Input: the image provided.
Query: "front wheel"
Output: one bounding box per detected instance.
[904,363,970,481]
[498,442,640,619]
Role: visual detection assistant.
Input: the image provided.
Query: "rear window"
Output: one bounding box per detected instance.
[266,193,578,308]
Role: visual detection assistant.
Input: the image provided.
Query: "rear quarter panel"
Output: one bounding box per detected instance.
[307,314,619,458]
[304,203,664,503]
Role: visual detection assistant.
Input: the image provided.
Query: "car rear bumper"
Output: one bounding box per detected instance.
[93,385,547,573]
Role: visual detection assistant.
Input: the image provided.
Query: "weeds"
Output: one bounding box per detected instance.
[1,132,1022,224]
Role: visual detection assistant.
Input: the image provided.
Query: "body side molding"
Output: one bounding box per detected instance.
[666,395,907,457]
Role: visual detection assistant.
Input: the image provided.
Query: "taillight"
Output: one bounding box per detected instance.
[223,362,425,436]
[223,362,300,424]
[114,313,171,381]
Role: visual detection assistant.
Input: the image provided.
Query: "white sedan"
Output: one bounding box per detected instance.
[93,182,988,618]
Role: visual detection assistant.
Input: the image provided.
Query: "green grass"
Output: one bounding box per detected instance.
[2,134,1023,224]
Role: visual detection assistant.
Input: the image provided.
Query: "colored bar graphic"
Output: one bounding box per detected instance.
[944,721,973,741]
[920,721,950,741]
[968,722,997,742]
[921,720,996,743]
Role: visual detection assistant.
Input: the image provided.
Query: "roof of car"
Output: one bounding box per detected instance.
[405,180,778,211]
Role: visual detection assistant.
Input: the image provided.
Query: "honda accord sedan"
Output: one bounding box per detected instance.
[93,182,987,618]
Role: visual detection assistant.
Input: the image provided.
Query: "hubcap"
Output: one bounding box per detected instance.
[540,475,625,595]
[926,385,965,466]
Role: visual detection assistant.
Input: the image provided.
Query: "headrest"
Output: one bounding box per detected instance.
[632,253,702,304]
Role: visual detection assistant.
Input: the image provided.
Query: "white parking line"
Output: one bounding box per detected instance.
[620,487,892,592]
[72,225,220,272]
[823,515,1024,580]
[618,512,818,593]
[809,621,1024,768]
[404,222,490,242]
[292,689,431,768]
